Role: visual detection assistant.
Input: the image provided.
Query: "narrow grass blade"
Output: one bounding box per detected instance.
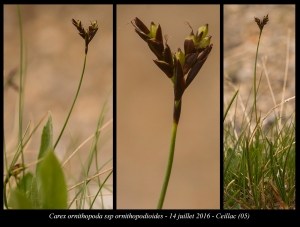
[224,90,239,122]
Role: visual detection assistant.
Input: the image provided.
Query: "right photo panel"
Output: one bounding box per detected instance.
[223,5,295,209]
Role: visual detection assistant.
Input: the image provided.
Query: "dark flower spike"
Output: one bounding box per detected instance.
[254,14,269,31]
[147,39,164,60]
[173,55,185,124]
[132,17,164,60]
[131,17,151,42]
[72,19,85,39]
[88,21,99,43]
[185,22,210,53]
[153,60,173,78]
[131,17,163,41]
[182,52,198,75]
[173,55,185,101]
[184,39,196,56]
[152,39,174,79]
[131,18,213,107]
[72,19,98,54]
[186,44,213,88]
[162,37,173,67]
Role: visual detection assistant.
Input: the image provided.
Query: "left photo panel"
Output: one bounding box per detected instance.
[4,5,113,209]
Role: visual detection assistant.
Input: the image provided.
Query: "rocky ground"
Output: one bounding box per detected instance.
[224,5,295,129]
[224,5,295,210]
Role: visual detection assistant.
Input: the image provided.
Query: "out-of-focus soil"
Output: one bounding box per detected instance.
[224,5,295,129]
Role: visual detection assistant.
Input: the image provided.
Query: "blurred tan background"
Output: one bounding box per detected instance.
[224,5,295,128]
[4,5,113,208]
[117,5,220,209]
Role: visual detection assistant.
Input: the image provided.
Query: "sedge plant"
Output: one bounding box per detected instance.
[4,6,112,209]
[131,17,213,209]
[223,15,295,209]
[54,18,99,149]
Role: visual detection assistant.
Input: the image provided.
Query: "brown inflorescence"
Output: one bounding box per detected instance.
[131,17,213,123]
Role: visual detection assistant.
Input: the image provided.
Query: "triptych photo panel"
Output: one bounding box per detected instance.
[4,4,295,216]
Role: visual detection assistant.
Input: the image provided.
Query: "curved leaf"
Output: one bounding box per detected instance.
[223,90,239,122]
[36,111,53,174]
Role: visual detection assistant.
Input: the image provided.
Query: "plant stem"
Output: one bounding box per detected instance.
[17,5,27,193]
[253,30,262,123]
[17,5,23,147]
[249,28,263,208]
[157,122,178,209]
[54,53,87,149]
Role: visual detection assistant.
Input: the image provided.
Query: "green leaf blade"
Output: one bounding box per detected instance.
[30,176,41,209]
[36,111,53,173]
[36,151,68,209]
[18,171,33,196]
[8,188,34,209]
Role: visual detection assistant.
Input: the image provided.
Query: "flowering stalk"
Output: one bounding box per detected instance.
[53,19,98,149]
[132,17,213,209]
[253,14,269,122]
[247,14,269,208]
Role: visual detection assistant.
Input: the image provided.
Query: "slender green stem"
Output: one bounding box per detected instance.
[250,28,263,208]
[54,53,87,149]
[157,122,178,209]
[17,7,23,153]
[17,5,27,192]
[17,5,23,146]
[254,30,262,123]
